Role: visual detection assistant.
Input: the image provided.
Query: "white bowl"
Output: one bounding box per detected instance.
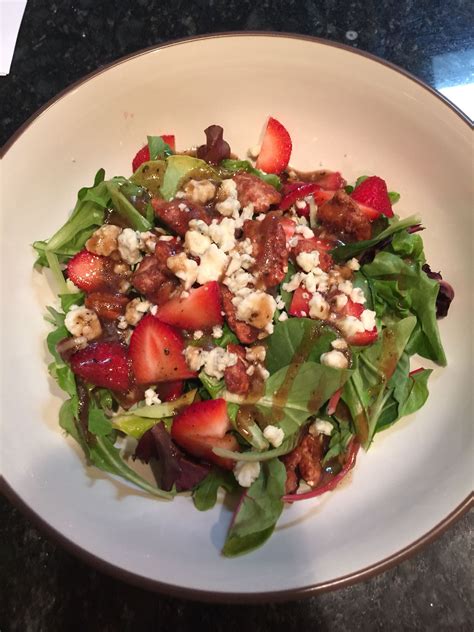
[1,33,472,601]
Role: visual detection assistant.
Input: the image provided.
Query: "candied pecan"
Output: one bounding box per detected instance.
[152,198,212,236]
[281,434,323,493]
[253,212,288,288]
[131,255,168,298]
[224,344,250,395]
[220,285,259,344]
[85,292,129,320]
[233,173,281,212]
[298,435,323,487]
[318,190,371,241]
[154,237,182,266]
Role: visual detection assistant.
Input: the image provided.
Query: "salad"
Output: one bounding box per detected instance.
[34,117,454,557]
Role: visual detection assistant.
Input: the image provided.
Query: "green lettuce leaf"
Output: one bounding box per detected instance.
[131,160,166,196]
[330,215,420,262]
[160,155,219,200]
[219,159,281,190]
[222,458,286,556]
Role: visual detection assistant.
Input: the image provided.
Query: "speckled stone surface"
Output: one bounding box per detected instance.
[1,1,472,630]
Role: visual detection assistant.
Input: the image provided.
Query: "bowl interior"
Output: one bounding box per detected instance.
[2,34,472,597]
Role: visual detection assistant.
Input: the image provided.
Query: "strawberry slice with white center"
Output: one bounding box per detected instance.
[132,135,176,171]
[255,117,292,174]
[289,286,311,318]
[129,315,197,384]
[171,399,240,470]
[344,299,378,346]
[155,282,223,331]
[70,341,130,391]
[351,176,394,219]
[67,250,114,293]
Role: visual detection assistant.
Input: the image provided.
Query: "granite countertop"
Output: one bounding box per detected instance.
[1,1,472,630]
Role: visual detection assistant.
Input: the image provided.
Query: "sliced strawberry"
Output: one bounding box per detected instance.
[132,134,176,172]
[289,286,310,318]
[344,298,364,318]
[132,145,150,172]
[67,250,113,293]
[280,183,321,211]
[155,282,223,331]
[351,176,393,218]
[255,117,292,174]
[280,217,296,244]
[155,380,184,402]
[343,299,378,346]
[171,399,239,469]
[129,315,197,384]
[70,342,130,391]
[349,329,379,346]
[161,134,176,151]
[85,292,129,320]
[280,183,335,215]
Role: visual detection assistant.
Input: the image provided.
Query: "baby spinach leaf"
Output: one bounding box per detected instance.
[279,261,297,310]
[342,316,416,448]
[265,318,337,375]
[222,459,286,556]
[213,323,239,348]
[363,252,446,365]
[193,469,238,511]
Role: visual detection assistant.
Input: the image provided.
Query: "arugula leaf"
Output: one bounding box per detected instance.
[33,169,109,265]
[160,155,219,200]
[219,159,281,190]
[223,459,286,556]
[265,318,338,375]
[59,291,84,312]
[213,323,239,348]
[331,215,420,262]
[193,469,238,511]
[199,372,224,399]
[105,181,152,231]
[363,252,446,365]
[147,135,173,160]
[88,408,114,437]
